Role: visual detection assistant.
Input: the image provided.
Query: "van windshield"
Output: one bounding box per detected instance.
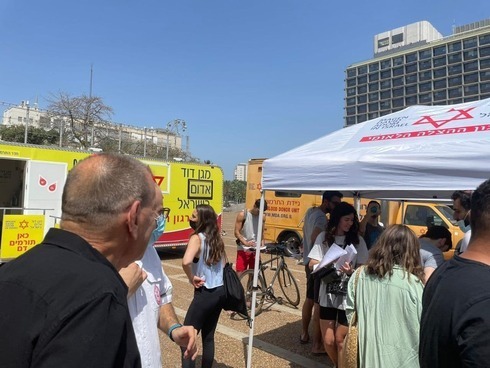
[436,205,457,225]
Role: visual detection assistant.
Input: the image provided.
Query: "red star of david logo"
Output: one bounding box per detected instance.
[19,220,29,229]
[412,108,475,128]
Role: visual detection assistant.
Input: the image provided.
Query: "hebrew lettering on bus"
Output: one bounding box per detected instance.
[188,179,213,200]
[177,198,211,209]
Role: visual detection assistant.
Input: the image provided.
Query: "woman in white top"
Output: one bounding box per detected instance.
[182,204,226,368]
[308,202,368,368]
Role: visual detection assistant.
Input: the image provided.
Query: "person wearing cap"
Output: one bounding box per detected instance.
[359,200,385,250]
[300,190,342,354]
[419,226,451,281]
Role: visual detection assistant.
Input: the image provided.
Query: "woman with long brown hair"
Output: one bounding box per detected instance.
[346,224,424,368]
[182,204,226,368]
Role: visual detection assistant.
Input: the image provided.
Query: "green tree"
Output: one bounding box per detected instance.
[224,180,246,205]
[0,125,59,145]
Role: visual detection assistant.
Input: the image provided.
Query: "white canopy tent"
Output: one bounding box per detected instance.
[246,98,490,366]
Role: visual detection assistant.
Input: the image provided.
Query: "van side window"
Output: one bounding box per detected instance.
[404,205,443,227]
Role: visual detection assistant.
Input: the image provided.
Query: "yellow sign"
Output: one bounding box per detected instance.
[1,215,45,258]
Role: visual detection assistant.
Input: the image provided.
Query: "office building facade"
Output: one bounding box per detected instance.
[344,19,490,126]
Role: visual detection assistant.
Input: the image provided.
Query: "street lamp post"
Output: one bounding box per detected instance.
[165,119,187,161]
[23,101,30,144]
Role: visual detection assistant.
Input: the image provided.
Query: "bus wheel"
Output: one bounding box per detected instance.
[282,234,301,257]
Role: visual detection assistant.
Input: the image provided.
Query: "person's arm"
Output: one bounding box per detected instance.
[157,303,198,361]
[182,234,205,288]
[359,213,369,236]
[119,262,147,298]
[423,267,436,282]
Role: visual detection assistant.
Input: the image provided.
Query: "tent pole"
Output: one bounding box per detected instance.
[246,191,266,368]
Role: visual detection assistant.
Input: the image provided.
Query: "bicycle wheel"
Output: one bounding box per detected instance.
[278,264,300,306]
[239,269,266,316]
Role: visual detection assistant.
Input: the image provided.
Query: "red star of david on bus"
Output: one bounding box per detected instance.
[412,108,475,128]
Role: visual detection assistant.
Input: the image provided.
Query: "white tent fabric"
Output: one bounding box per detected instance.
[246,99,490,367]
[262,98,490,199]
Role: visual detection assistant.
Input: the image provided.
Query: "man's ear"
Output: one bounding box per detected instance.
[127,200,142,240]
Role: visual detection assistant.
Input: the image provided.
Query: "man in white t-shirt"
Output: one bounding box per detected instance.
[120,194,197,367]
[300,191,342,354]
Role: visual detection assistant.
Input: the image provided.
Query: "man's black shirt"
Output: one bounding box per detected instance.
[419,255,490,367]
[0,228,141,368]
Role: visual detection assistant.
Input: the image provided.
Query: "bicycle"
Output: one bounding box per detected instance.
[238,242,300,316]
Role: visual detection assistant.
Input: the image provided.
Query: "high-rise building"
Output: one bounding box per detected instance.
[344,19,490,126]
[234,163,247,181]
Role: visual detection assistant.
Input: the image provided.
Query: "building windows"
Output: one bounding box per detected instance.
[378,37,389,48]
[393,77,404,87]
[392,87,404,97]
[419,93,432,103]
[405,74,418,84]
[419,60,432,70]
[369,92,379,102]
[480,34,490,46]
[419,70,432,81]
[480,46,490,58]
[406,95,417,105]
[481,82,490,94]
[368,112,379,120]
[419,49,431,59]
[463,37,477,49]
[419,82,432,92]
[448,64,462,75]
[358,95,367,104]
[347,87,356,96]
[369,72,379,82]
[448,41,462,52]
[448,53,462,64]
[464,49,478,60]
[358,114,367,123]
[358,65,368,75]
[433,68,447,79]
[380,69,391,79]
[405,85,417,95]
[393,66,404,76]
[18,116,22,122]
[405,63,417,73]
[481,70,490,81]
[448,75,462,87]
[358,85,368,94]
[380,90,392,99]
[392,33,404,44]
[380,79,391,90]
[406,53,417,63]
[464,85,479,96]
[434,79,447,90]
[346,97,356,106]
[433,56,446,67]
[346,116,356,125]
[393,98,404,108]
[357,105,367,114]
[380,59,391,69]
[347,68,356,78]
[482,57,490,70]
[449,87,463,98]
[433,46,446,56]
[368,102,379,111]
[369,82,379,92]
[433,90,446,101]
[369,63,379,72]
[464,61,478,72]
[380,101,391,110]
[346,107,356,116]
[357,75,367,84]
[393,56,404,66]
[464,73,478,84]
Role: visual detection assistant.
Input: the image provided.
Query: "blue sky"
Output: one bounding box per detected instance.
[1,1,488,179]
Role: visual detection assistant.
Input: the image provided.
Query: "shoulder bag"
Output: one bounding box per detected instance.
[341,266,363,368]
